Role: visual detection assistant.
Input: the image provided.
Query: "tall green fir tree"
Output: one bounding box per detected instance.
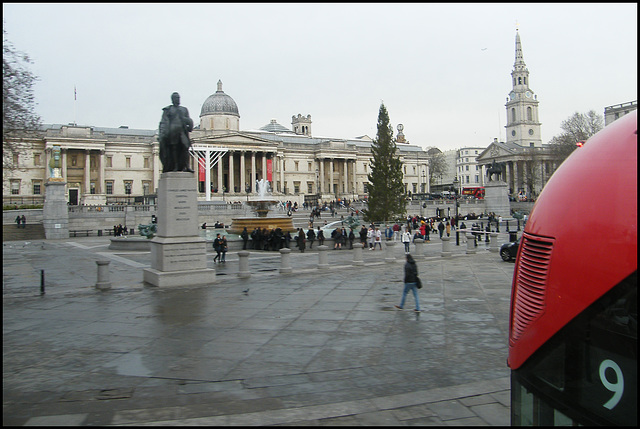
[364,103,406,223]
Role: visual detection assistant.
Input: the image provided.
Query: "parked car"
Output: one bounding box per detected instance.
[500,237,520,261]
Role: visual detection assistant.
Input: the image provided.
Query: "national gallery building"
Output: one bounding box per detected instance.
[4,80,431,206]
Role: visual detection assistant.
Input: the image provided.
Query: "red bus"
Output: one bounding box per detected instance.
[508,110,637,426]
[461,187,485,199]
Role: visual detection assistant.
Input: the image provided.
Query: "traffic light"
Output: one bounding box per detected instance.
[576,140,585,147]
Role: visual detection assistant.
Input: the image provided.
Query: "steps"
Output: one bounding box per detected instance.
[2,224,46,242]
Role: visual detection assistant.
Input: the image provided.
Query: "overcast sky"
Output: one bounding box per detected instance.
[3,3,637,152]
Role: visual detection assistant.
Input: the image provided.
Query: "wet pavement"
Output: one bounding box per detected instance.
[3,235,515,425]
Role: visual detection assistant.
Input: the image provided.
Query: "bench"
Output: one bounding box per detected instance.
[70,230,92,237]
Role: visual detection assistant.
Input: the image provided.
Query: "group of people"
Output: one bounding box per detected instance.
[212,233,228,262]
[14,215,26,228]
[359,225,383,250]
[113,224,127,236]
[243,226,293,252]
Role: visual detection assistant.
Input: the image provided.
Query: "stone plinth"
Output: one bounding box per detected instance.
[43,180,69,239]
[143,172,215,287]
[484,181,511,218]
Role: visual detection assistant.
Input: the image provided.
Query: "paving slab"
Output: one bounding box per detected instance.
[3,235,514,425]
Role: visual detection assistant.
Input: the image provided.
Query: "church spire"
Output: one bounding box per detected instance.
[511,30,529,90]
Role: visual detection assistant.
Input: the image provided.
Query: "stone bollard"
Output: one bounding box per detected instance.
[440,236,452,258]
[413,238,424,258]
[317,245,329,269]
[238,250,251,278]
[95,260,112,290]
[489,232,500,253]
[352,242,364,266]
[385,241,397,263]
[279,248,292,274]
[466,233,476,254]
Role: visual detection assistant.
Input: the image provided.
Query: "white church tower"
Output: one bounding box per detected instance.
[505,30,542,147]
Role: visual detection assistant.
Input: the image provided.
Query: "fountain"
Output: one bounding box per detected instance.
[229,179,296,234]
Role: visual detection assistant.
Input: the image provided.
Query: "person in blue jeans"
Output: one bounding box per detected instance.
[395,254,420,312]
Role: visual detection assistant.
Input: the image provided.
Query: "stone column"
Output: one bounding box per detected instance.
[240,151,246,193]
[343,159,348,195]
[466,233,476,254]
[152,146,160,193]
[352,242,364,265]
[262,152,267,182]
[385,241,397,263]
[95,260,111,290]
[317,245,329,269]
[84,150,91,199]
[414,238,424,258]
[319,158,324,194]
[217,152,224,194]
[250,152,256,192]
[352,160,357,197]
[98,150,105,193]
[238,250,250,278]
[279,248,292,274]
[61,149,68,182]
[228,151,235,194]
[329,159,334,195]
[441,236,452,258]
[279,155,284,193]
[45,148,52,182]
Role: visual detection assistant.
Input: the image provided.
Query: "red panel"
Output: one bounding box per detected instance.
[508,110,637,369]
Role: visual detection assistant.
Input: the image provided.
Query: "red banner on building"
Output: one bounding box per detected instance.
[198,157,205,181]
[267,158,273,182]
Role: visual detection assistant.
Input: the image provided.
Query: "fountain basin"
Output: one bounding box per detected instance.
[229,216,295,234]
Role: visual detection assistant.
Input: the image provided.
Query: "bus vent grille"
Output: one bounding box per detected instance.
[511,233,554,342]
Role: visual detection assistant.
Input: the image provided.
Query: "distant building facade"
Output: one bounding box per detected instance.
[3,80,431,206]
[477,30,556,200]
[604,100,637,126]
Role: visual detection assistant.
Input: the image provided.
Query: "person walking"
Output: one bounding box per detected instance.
[15,215,21,228]
[213,233,223,262]
[438,220,445,239]
[317,227,325,246]
[395,254,421,313]
[220,235,228,262]
[446,221,451,237]
[240,227,249,250]
[401,229,412,254]
[374,227,383,250]
[359,225,368,247]
[20,215,26,228]
[348,228,355,249]
[306,227,316,249]
[297,228,306,253]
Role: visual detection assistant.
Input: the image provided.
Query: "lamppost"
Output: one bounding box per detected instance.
[452,176,460,245]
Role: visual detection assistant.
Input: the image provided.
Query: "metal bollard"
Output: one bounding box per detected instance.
[413,238,424,258]
[384,241,397,263]
[279,248,292,274]
[40,269,45,295]
[317,245,329,270]
[352,242,364,266]
[440,236,452,258]
[466,233,476,254]
[95,260,112,290]
[237,250,250,278]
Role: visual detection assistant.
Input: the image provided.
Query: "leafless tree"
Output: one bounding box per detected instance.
[549,110,603,166]
[3,27,42,172]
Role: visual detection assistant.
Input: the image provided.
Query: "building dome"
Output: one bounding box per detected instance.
[259,119,293,133]
[200,80,239,117]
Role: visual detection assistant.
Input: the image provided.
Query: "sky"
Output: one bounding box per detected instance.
[3,3,637,152]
